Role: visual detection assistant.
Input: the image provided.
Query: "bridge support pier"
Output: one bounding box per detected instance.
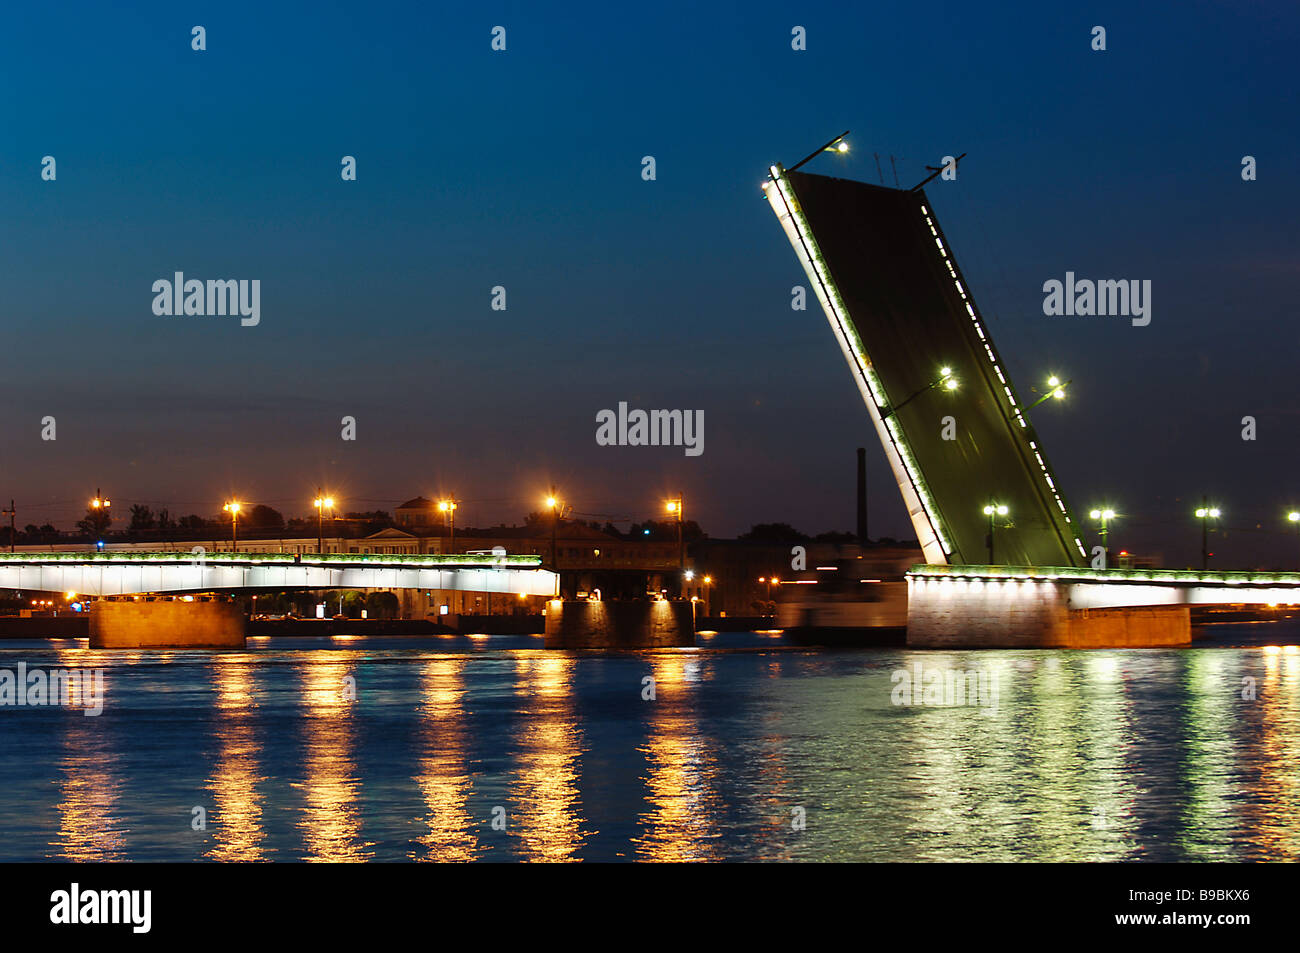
[544,599,695,649]
[906,575,1190,648]
[89,600,246,649]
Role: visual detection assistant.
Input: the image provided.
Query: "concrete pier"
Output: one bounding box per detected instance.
[544,599,695,649]
[906,573,1190,648]
[89,600,246,649]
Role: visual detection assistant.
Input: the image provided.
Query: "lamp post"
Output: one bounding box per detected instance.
[1287,511,1298,565]
[89,489,111,551]
[1027,374,1071,410]
[545,486,562,576]
[881,366,958,419]
[2,500,13,553]
[223,501,242,552]
[1089,507,1116,566]
[982,502,1008,564]
[666,496,685,595]
[438,497,458,554]
[314,490,335,555]
[1194,498,1221,570]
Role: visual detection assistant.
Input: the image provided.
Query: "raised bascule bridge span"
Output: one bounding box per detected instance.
[762,145,1294,647]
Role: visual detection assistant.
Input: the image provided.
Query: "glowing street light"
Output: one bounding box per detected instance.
[883,365,959,419]
[545,486,567,577]
[223,500,242,551]
[313,490,335,555]
[1089,507,1117,566]
[1027,374,1072,409]
[438,497,458,554]
[983,502,1009,564]
[1194,498,1221,570]
[666,496,686,588]
[88,489,111,551]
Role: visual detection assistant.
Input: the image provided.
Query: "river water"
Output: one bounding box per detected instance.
[1,630,1298,861]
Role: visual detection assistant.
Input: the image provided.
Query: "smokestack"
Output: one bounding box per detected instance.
[856,447,868,545]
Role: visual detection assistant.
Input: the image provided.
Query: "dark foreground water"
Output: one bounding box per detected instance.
[1,630,1298,862]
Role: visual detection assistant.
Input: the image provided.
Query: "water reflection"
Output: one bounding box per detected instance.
[635,655,719,861]
[412,657,478,861]
[510,656,586,860]
[206,655,266,861]
[52,650,125,861]
[298,659,372,861]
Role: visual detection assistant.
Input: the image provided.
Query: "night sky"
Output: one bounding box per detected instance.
[2,1,1297,568]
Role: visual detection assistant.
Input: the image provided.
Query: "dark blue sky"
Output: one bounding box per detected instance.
[2,1,1297,567]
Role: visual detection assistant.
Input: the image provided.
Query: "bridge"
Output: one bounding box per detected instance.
[0,551,559,598]
[764,162,1086,568]
[763,146,1296,646]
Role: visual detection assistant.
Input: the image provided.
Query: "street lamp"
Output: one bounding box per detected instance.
[313,490,335,555]
[666,496,685,594]
[1287,511,1299,564]
[1089,507,1117,566]
[1194,498,1221,570]
[89,489,111,551]
[882,366,958,419]
[545,486,564,577]
[982,502,1009,564]
[1027,374,1071,410]
[223,501,242,552]
[438,497,458,554]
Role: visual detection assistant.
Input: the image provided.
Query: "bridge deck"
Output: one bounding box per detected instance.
[0,551,558,597]
[908,564,1300,608]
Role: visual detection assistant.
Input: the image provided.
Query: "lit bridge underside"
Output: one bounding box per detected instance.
[764,165,1087,568]
[0,552,559,598]
[908,564,1300,608]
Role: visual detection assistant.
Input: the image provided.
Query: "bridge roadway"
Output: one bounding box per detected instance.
[0,551,559,598]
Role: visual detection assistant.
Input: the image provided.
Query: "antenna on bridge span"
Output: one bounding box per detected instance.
[911,152,967,191]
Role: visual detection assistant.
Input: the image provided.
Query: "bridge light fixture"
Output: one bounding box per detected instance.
[1195,499,1221,570]
[1028,375,1071,409]
[983,502,1009,563]
[313,490,336,556]
[1089,508,1117,565]
[438,497,459,554]
[223,501,243,552]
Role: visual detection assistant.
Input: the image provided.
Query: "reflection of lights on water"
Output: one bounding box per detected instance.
[207,657,267,861]
[412,658,478,861]
[298,660,372,861]
[511,656,586,860]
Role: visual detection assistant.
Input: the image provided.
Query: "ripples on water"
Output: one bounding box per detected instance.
[1,635,1298,861]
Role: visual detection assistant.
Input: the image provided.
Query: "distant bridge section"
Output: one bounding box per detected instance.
[0,552,559,598]
[764,165,1087,568]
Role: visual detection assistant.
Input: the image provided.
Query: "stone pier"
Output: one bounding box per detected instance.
[89,600,246,649]
[544,599,695,649]
[906,572,1190,648]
